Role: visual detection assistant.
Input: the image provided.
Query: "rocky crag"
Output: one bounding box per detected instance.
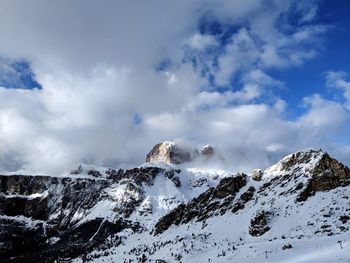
[145,141,215,164]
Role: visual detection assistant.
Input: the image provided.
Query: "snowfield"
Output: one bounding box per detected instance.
[75,234,350,263]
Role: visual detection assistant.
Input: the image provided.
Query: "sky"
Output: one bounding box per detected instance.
[0,0,350,174]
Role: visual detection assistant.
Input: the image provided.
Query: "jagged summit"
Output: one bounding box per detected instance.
[145,141,215,164]
[263,148,350,181]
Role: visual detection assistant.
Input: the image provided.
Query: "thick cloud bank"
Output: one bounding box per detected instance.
[0,0,349,173]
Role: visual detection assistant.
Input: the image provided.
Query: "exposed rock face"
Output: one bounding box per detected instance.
[201,145,214,158]
[297,152,350,201]
[146,141,193,164]
[231,186,255,213]
[0,175,111,262]
[262,149,350,202]
[0,167,173,262]
[251,169,263,181]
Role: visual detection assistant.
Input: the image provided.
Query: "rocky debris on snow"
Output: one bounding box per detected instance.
[339,215,350,224]
[192,177,208,188]
[282,243,293,250]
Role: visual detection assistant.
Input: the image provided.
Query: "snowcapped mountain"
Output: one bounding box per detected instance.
[1,145,350,262]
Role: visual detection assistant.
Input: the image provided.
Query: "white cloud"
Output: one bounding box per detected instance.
[266,143,285,153]
[215,28,260,86]
[325,71,350,109]
[0,0,348,173]
[298,94,347,132]
[139,93,347,172]
[184,33,218,50]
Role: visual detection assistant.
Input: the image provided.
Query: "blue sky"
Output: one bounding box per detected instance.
[0,59,41,89]
[273,0,350,116]
[0,0,350,173]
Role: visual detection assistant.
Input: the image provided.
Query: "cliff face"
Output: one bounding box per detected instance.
[145,141,215,164]
[0,175,113,261]
[0,166,198,262]
[0,175,108,222]
[146,141,193,164]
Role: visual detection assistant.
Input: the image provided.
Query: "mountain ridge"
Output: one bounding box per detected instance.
[1,147,350,262]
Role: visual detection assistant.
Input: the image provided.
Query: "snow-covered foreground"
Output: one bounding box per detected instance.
[73,231,350,263]
[219,234,350,263]
[232,234,350,263]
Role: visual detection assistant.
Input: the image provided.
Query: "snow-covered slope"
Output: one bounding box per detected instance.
[1,149,350,262]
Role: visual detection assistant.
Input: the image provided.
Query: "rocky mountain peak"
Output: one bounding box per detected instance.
[145,141,215,164]
[264,149,326,177]
[261,148,350,202]
[264,148,350,180]
[145,141,193,164]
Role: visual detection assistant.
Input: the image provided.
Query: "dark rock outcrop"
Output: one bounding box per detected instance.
[0,175,110,262]
[154,174,248,235]
[259,149,350,202]
[251,169,263,181]
[249,210,271,237]
[164,169,182,187]
[0,175,112,262]
[282,244,293,250]
[231,186,255,213]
